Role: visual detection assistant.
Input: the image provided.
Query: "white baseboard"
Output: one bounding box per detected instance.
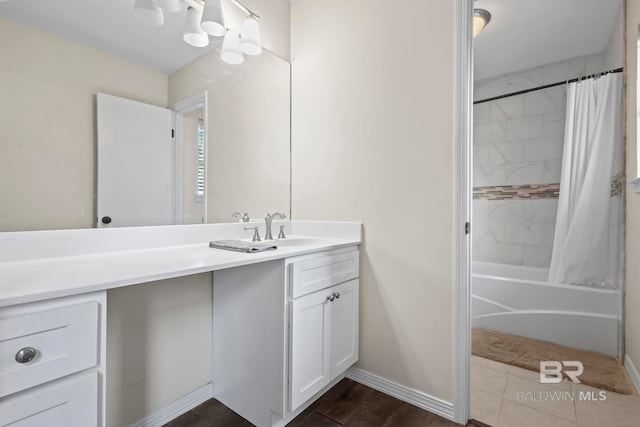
[625,355,640,395]
[130,383,214,427]
[346,367,454,421]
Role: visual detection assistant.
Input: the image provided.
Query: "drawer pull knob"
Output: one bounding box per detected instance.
[326,295,335,302]
[15,347,37,364]
[333,292,341,299]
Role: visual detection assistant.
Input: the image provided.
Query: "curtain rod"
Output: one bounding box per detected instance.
[474,67,623,105]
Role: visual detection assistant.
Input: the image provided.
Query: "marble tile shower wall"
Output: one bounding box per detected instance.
[472,54,606,268]
[474,54,606,102]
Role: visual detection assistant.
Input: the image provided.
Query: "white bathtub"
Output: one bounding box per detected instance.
[472,261,621,356]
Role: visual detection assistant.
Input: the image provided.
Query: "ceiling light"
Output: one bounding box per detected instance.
[134,0,164,27]
[183,6,209,48]
[473,9,491,37]
[240,16,261,55]
[201,0,226,37]
[221,31,244,64]
[132,0,262,65]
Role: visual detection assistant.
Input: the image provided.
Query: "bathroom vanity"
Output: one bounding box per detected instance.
[0,221,361,427]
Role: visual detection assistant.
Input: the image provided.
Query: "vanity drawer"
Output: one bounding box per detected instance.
[0,371,98,427]
[0,301,99,398]
[289,248,359,298]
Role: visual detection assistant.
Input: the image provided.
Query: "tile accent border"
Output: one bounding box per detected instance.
[473,184,560,200]
[346,367,454,421]
[611,172,623,196]
[475,175,623,200]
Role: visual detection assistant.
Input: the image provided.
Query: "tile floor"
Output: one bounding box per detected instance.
[165,378,468,427]
[471,355,640,427]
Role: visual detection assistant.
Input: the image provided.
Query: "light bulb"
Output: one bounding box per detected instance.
[183,7,209,47]
[201,0,226,37]
[221,31,244,64]
[240,16,261,56]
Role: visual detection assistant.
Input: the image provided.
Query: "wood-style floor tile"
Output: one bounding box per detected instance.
[383,402,437,427]
[296,411,342,427]
[342,389,403,426]
[287,401,318,426]
[164,399,251,427]
[314,379,374,424]
[164,378,471,427]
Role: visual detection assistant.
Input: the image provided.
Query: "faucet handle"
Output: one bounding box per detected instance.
[233,212,250,222]
[278,225,286,240]
[244,226,261,242]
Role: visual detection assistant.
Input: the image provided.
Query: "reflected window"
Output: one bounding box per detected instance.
[196,119,205,202]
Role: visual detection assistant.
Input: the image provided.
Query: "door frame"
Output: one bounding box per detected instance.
[169,91,209,224]
[453,0,473,424]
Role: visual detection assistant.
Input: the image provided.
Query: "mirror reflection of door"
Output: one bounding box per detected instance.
[97,92,208,227]
[96,93,174,228]
[180,109,206,224]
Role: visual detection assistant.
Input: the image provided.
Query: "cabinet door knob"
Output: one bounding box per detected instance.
[15,347,37,364]
[333,292,340,299]
[326,295,335,302]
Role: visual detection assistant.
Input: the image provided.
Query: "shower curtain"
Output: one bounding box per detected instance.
[548,73,622,288]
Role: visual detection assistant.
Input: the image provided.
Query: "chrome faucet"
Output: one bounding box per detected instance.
[232,212,250,222]
[264,212,286,240]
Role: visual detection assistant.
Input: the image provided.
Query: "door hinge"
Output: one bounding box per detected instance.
[171,129,175,138]
[465,222,471,235]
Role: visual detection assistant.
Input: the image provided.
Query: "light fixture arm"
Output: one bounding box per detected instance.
[182,0,259,20]
[228,0,259,20]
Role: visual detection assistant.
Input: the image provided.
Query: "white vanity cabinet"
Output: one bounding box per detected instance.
[287,248,359,412]
[0,292,106,427]
[212,245,359,427]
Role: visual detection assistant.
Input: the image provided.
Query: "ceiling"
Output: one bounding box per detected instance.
[474,0,623,81]
[0,0,230,74]
[0,0,623,78]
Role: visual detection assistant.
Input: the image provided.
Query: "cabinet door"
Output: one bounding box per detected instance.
[330,279,359,379]
[289,289,332,411]
[0,372,97,427]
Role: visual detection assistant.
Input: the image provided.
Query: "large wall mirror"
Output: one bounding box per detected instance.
[0,0,290,232]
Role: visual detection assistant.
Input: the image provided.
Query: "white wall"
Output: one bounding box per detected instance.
[107,275,213,427]
[0,16,168,232]
[625,0,640,384]
[168,48,290,223]
[604,4,624,71]
[291,0,456,402]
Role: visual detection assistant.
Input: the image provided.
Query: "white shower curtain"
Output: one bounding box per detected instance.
[548,73,622,288]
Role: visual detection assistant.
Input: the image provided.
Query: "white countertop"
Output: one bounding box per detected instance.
[0,221,361,307]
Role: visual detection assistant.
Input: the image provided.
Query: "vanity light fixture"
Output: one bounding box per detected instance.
[473,9,491,38]
[133,0,262,65]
